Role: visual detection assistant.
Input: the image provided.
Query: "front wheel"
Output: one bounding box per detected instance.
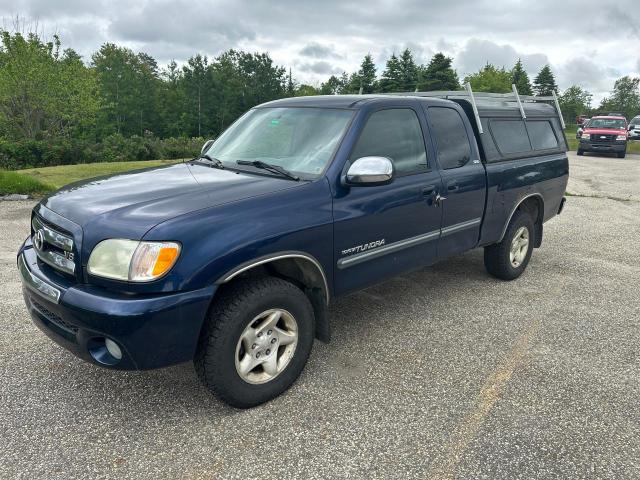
[577,149,584,156]
[617,150,626,159]
[484,210,535,280]
[195,277,315,408]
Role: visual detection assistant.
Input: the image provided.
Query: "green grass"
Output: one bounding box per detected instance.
[0,170,56,196]
[18,159,180,189]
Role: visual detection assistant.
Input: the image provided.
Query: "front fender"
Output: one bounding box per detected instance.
[143,179,335,295]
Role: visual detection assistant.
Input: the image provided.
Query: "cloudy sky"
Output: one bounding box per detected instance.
[1,0,638,102]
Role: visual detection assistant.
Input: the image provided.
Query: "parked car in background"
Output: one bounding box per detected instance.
[576,115,589,125]
[578,115,628,158]
[628,116,640,140]
[576,119,590,139]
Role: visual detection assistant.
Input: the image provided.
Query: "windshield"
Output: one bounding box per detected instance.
[205,107,354,178]
[587,118,626,129]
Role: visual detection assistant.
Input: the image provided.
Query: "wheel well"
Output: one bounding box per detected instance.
[217,256,330,342]
[516,196,544,248]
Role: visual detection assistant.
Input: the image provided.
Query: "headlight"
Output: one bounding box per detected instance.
[88,239,180,282]
[581,133,590,139]
[616,134,627,141]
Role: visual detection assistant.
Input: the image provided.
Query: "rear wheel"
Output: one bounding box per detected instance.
[195,277,314,408]
[484,210,535,280]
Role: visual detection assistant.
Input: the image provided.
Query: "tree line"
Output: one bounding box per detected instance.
[0,29,638,168]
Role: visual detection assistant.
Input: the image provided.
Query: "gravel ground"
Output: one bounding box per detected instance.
[1,152,638,479]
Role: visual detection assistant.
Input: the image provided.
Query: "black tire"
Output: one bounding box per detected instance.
[577,149,584,156]
[617,151,626,159]
[195,277,314,408]
[484,210,535,281]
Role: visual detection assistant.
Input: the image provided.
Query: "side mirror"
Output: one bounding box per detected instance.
[344,156,394,186]
[201,139,215,155]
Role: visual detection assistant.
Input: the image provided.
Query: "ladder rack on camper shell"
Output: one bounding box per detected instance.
[389,82,566,134]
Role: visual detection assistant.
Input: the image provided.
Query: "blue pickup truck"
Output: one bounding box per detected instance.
[18,89,568,407]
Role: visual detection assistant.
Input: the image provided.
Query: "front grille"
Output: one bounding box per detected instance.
[591,134,616,143]
[31,215,76,277]
[30,298,78,335]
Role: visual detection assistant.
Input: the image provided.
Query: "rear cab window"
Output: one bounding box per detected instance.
[526,121,559,150]
[485,118,563,162]
[490,120,532,155]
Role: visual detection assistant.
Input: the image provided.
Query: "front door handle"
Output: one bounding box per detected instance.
[435,193,446,206]
[447,183,459,192]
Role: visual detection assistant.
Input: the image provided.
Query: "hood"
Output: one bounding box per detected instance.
[584,127,627,136]
[41,162,302,237]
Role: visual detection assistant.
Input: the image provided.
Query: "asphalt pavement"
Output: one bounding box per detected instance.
[1,151,638,479]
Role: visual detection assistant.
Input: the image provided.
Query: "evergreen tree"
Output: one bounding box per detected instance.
[533,64,558,96]
[158,60,186,137]
[511,59,533,95]
[286,67,296,96]
[418,52,460,91]
[380,53,402,92]
[358,54,377,94]
[338,72,351,93]
[181,53,210,137]
[135,52,161,136]
[92,43,145,136]
[398,48,418,91]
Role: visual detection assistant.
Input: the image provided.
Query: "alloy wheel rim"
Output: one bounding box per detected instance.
[509,226,529,268]
[234,308,298,384]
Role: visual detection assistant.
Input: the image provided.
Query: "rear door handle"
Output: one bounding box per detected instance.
[447,183,459,192]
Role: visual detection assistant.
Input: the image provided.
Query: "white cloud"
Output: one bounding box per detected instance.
[296,60,342,75]
[454,38,548,78]
[299,42,342,60]
[1,0,637,100]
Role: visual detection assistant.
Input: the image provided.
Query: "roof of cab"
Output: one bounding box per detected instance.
[257,94,455,109]
[258,94,560,120]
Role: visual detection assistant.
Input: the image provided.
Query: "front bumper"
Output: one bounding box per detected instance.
[579,140,626,153]
[18,243,215,370]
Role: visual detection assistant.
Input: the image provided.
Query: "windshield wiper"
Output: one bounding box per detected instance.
[191,154,225,169]
[236,160,299,181]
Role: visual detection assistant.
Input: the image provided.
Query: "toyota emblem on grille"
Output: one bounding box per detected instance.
[34,229,45,250]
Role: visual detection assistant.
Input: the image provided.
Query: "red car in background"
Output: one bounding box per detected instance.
[578,115,628,158]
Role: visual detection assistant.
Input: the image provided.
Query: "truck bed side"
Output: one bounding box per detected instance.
[480,153,568,246]
[452,99,569,247]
